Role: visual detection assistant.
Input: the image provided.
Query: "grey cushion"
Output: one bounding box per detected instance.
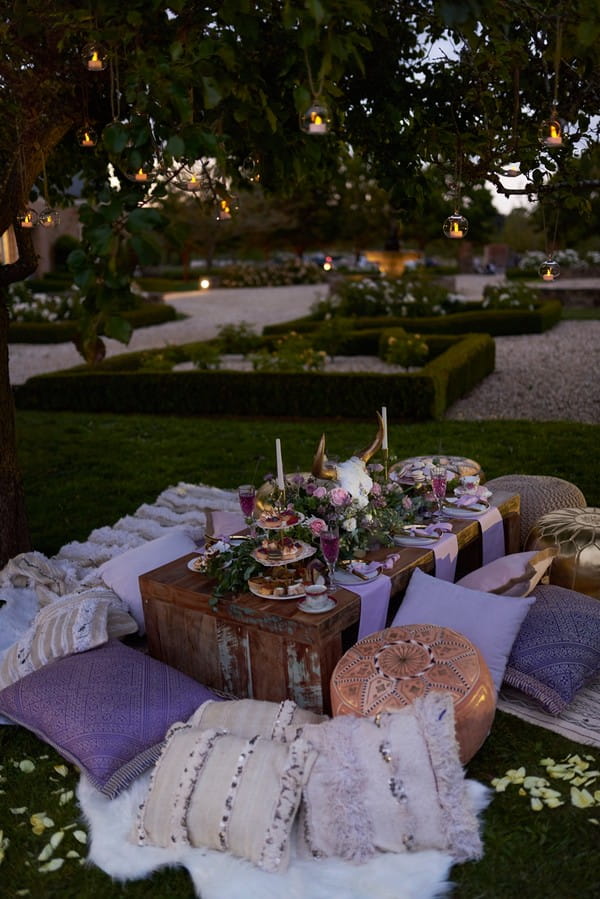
[485,475,586,548]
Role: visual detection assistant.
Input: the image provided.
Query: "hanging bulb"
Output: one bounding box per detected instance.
[443,211,469,240]
[77,125,98,148]
[538,258,560,281]
[300,101,331,135]
[17,208,38,229]
[38,207,61,228]
[82,43,107,72]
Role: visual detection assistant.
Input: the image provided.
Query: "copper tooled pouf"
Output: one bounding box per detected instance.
[329,624,496,764]
[524,507,600,599]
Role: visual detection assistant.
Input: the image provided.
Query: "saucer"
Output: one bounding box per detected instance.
[297,597,336,614]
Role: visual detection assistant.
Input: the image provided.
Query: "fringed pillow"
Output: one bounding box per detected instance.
[456,548,557,597]
[295,692,484,864]
[189,698,327,739]
[0,589,137,691]
[135,724,317,873]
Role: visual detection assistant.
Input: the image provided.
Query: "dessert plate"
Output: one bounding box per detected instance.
[443,498,490,517]
[335,564,381,585]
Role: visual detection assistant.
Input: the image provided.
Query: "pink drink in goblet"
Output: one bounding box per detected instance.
[238,485,256,535]
[320,526,340,592]
[430,466,447,519]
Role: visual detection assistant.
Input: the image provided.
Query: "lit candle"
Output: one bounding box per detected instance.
[542,270,555,281]
[134,169,148,182]
[275,439,285,491]
[381,406,388,450]
[449,221,463,238]
[81,132,95,147]
[20,214,34,228]
[87,51,103,71]
[544,125,562,147]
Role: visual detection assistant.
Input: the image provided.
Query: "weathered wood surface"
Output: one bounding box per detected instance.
[141,491,520,713]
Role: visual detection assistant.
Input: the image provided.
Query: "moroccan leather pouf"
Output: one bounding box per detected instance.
[524,507,600,599]
[330,624,496,764]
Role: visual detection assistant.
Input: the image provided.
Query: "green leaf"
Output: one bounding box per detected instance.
[102,123,130,155]
[202,76,223,109]
[103,315,133,344]
[130,232,162,265]
[165,135,186,159]
[126,208,165,234]
[306,0,326,25]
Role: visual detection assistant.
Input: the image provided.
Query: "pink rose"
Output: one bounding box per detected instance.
[309,517,328,535]
[329,487,350,507]
[313,486,327,499]
[371,483,382,496]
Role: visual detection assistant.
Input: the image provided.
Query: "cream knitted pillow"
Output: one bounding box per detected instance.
[189,698,326,740]
[135,724,317,872]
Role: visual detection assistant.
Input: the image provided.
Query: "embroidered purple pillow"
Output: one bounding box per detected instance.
[0,641,222,797]
[503,584,600,715]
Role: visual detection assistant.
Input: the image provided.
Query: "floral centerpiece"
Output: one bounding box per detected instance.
[202,462,432,601]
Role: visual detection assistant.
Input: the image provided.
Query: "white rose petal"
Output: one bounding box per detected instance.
[38,857,64,873]
[73,830,87,844]
[19,760,35,773]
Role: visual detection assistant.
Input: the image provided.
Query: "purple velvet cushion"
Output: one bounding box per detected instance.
[503,584,600,715]
[0,641,222,797]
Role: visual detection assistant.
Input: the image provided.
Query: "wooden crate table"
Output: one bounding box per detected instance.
[140,490,520,714]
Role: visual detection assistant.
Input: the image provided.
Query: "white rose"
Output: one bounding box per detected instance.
[343,517,357,532]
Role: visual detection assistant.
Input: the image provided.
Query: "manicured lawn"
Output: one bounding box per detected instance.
[1,411,598,898]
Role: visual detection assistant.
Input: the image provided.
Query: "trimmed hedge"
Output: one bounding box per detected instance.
[262,298,562,337]
[8,304,178,344]
[14,333,494,421]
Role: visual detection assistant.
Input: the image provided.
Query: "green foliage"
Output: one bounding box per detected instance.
[249,332,327,372]
[190,343,222,370]
[216,259,326,287]
[482,281,540,310]
[215,321,261,353]
[383,330,430,369]
[322,271,463,318]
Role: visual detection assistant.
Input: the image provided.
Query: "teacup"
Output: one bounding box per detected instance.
[303,584,329,609]
[460,474,480,492]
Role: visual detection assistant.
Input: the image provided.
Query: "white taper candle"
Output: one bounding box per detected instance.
[275,438,285,490]
[381,406,388,450]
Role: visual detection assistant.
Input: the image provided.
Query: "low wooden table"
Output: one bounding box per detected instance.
[141,490,520,714]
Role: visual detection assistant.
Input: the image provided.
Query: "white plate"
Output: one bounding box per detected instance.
[393,534,439,547]
[256,512,305,531]
[248,581,305,600]
[442,500,490,517]
[252,541,316,567]
[297,597,337,614]
[335,566,381,585]
[187,556,207,572]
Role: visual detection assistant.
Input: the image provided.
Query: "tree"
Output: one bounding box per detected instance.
[3,0,600,564]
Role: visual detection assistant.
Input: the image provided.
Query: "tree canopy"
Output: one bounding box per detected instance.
[2,0,600,563]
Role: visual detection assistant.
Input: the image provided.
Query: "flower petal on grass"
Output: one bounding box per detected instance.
[18,760,35,773]
[38,857,64,873]
[571,787,595,808]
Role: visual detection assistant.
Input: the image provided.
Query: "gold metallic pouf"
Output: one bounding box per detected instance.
[524,507,600,599]
[329,624,496,763]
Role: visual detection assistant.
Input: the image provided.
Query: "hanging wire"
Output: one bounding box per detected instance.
[110,53,121,122]
[552,16,562,108]
[541,203,560,256]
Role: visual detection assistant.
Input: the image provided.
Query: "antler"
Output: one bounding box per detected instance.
[357,411,385,463]
[311,433,337,481]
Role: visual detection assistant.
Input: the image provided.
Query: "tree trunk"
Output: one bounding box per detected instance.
[0,293,31,566]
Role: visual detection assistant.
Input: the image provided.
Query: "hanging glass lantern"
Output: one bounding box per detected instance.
[77,125,98,148]
[172,164,206,193]
[443,211,469,240]
[38,207,61,228]
[216,195,239,221]
[539,112,563,148]
[82,43,107,72]
[300,101,331,135]
[17,208,38,229]
[124,165,157,184]
[500,162,521,178]
[239,155,261,183]
[538,257,560,281]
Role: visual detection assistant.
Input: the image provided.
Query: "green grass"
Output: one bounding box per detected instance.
[2,411,600,897]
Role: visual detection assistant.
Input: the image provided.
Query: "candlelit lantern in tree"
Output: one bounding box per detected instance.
[443,211,469,240]
[17,208,38,229]
[539,111,563,148]
[82,43,107,72]
[38,207,61,228]
[538,257,560,281]
[239,156,261,183]
[216,195,238,221]
[500,162,521,178]
[77,126,98,148]
[301,101,331,135]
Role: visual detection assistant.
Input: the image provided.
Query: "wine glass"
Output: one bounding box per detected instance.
[319,525,340,593]
[238,484,256,535]
[429,466,448,520]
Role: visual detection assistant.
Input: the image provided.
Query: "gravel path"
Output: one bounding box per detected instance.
[8,284,600,425]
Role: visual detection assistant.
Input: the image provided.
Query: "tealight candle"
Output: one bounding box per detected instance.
[134,169,148,182]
